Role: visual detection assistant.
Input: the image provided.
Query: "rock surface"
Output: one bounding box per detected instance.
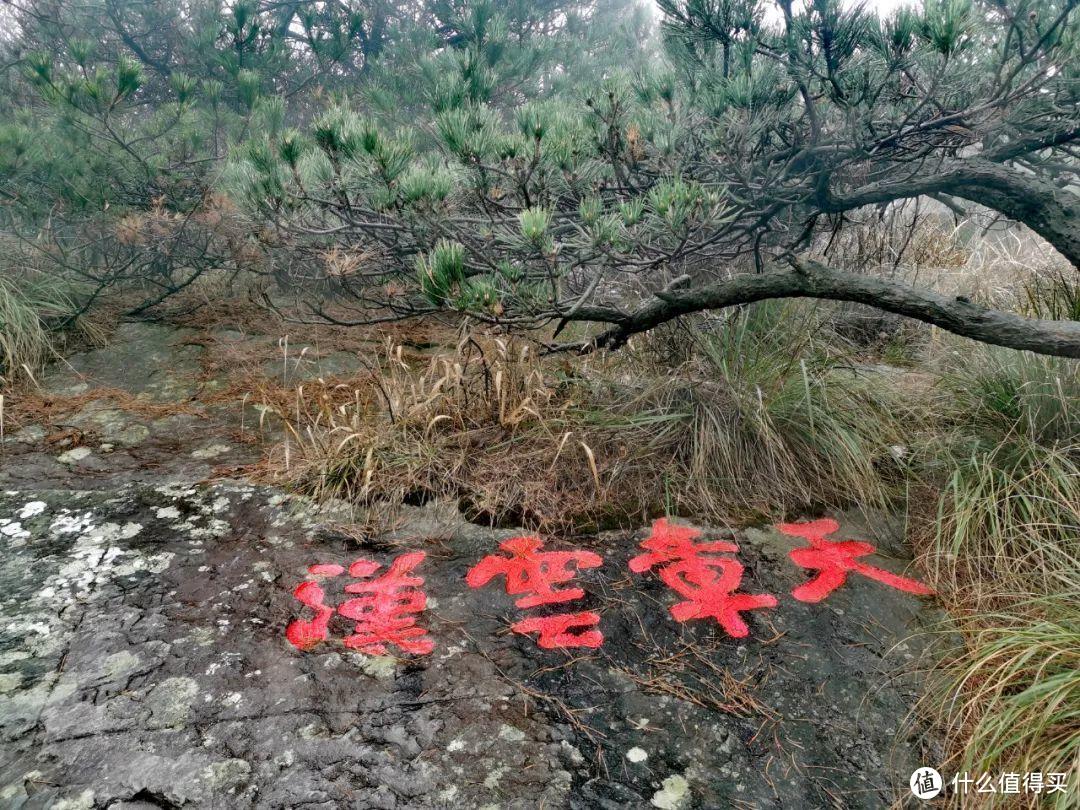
[0,483,938,809]
[0,322,368,491]
[0,323,940,808]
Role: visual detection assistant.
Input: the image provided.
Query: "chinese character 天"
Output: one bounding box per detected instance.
[777,518,932,602]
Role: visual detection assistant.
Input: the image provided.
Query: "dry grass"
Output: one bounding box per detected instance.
[824,216,1080,803]
[621,304,916,518]
[817,204,970,275]
[1021,268,1080,322]
[614,641,778,720]
[933,596,1079,809]
[916,346,1080,603]
[256,333,616,529]
[909,340,1080,806]
[254,302,918,531]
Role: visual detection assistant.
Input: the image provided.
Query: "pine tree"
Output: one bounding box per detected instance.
[227,0,1080,357]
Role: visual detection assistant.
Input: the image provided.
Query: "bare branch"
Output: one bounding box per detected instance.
[580,259,1080,358]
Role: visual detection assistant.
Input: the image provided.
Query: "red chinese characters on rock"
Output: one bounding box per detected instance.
[285,552,434,655]
[285,517,933,657]
[630,519,777,638]
[511,612,604,650]
[778,518,933,603]
[466,536,604,649]
[466,536,602,608]
[284,580,335,650]
[339,553,435,655]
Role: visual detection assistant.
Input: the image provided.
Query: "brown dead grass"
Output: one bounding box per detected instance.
[615,642,778,720]
[251,302,914,533]
[251,333,628,531]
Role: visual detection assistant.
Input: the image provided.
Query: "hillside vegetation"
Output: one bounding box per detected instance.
[1,0,1077,804]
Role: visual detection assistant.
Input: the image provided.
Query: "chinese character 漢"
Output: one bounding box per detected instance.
[286,552,434,656]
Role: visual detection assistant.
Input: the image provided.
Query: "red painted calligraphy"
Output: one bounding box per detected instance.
[511,612,604,649]
[467,536,604,649]
[466,536,602,608]
[285,580,334,650]
[285,553,434,655]
[777,518,932,603]
[338,552,434,655]
[630,518,777,639]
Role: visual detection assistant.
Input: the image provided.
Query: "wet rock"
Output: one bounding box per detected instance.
[2,425,45,445]
[57,446,93,465]
[39,322,203,402]
[2,324,261,490]
[68,403,152,448]
[0,484,939,808]
[190,443,232,460]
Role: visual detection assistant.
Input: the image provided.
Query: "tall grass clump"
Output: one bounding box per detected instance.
[0,273,62,387]
[922,347,1080,603]
[938,595,1079,808]
[618,301,916,520]
[262,334,607,529]
[914,342,1079,804]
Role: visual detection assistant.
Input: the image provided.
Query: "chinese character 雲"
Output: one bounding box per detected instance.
[467,536,604,649]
